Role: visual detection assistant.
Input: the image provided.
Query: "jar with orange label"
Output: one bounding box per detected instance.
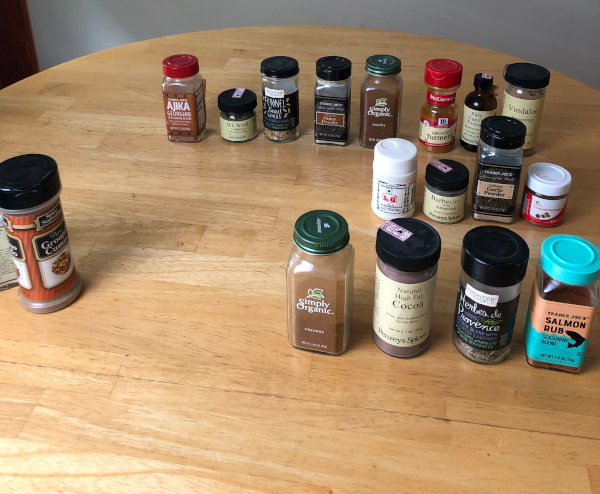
[418,59,463,153]
[0,155,82,313]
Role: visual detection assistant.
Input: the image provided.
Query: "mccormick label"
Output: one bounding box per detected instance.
[426,91,457,106]
[163,79,207,140]
[2,200,77,301]
[419,117,458,147]
[314,95,349,143]
[372,179,416,217]
[262,88,299,131]
[521,190,568,226]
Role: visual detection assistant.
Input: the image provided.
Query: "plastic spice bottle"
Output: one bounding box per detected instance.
[359,55,403,148]
[525,235,600,373]
[373,218,441,358]
[371,138,418,220]
[521,163,571,227]
[217,88,258,143]
[418,59,463,153]
[460,73,497,152]
[501,63,551,156]
[261,56,300,143]
[162,54,206,143]
[0,155,82,313]
[423,159,470,224]
[287,210,355,355]
[453,226,529,364]
[314,56,352,145]
[472,116,527,223]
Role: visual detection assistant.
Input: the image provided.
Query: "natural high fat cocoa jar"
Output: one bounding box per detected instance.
[0,155,82,313]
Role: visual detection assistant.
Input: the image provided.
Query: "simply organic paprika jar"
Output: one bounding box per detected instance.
[0,155,82,313]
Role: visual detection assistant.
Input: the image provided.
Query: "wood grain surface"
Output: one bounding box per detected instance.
[0,26,599,493]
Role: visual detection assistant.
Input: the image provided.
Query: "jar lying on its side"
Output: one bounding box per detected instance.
[217,88,258,143]
[287,210,354,355]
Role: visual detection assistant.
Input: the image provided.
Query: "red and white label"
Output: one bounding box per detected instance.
[430,160,453,173]
[426,91,457,106]
[232,88,245,99]
[380,221,413,242]
[521,190,568,226]
[382,194,397,203]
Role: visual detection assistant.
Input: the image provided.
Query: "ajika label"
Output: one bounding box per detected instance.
[163,79,207,139]
[262,88,299,131]
[314,95,349,142]
[454,282,519,351]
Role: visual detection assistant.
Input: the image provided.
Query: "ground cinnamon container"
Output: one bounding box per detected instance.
[0,155,82,313]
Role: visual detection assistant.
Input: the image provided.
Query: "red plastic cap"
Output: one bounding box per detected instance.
[163,54,199,78]
[424,59,463,88]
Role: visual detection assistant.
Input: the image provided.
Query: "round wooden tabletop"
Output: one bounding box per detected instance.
[1,26,599,493]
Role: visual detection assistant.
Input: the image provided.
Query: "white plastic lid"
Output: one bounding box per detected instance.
[373,139,418,176]
[525,163,572,197]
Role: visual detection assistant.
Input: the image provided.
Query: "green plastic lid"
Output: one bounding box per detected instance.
[365,55,401,76]
[294,210,349,254]
[540,235,600,286]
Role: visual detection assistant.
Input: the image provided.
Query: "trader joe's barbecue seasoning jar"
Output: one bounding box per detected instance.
[287,210,355,355]
[0,155,82,313]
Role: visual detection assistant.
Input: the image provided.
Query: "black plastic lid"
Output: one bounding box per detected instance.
[474,72,493,91]
[217,88,257,114]
[480,116,526,149]
[425,159,470,192]
[461,226,529,287]
[316,56,352,81]
[376,218,441,272]
[0,154,62,211]
[504,63,550,89]
[260,56,299,78]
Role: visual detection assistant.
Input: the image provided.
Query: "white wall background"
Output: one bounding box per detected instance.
[27,0,600,90]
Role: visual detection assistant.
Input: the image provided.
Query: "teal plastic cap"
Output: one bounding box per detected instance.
[540,235,600,286]
[294,210,349,254]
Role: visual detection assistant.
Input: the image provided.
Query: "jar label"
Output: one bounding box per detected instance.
[262,88,299,131]
[163,79,206,140]
[423,189,466,223]
[521,189,567,226]
[373,264,436,348]
[418,117,457,147]
[472,162,521,218]
[379,221,413,242]
[501,91,545,150]
[426,91,456,106]
[525,281,596,368]
[461,105,496,146]
[454,281,520,352]
[2,200,77,301]
[430,160,453,173]
[372,178,416,217]
[360,89,399,146]
[219,114,257,142]
[314,95,349,143]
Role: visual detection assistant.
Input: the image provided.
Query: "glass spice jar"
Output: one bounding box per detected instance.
[453,226,529,365]
[359,55,403,148]
[261,56,300,143]
[373,219,441,358]
[501,63,551,156]
[314,56,352,145]
[460,73,497,152]
[217,88,258,143]
[0,154,83,313]
[162,54,206,143]
[418,59,463,153]
[287,210,355,355]
[423,159,469,224]
[472,116,527,223]
[524,235,600,373]
[521,162,571,227]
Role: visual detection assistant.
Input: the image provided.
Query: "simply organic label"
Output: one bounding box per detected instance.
[461,106,496,146]
[502,91,545,150]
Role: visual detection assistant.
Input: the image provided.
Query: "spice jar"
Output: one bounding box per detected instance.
[423,159,469,224]
[472,116,527,223]
[521,163,571,227]
[359,55,403,148]
[162,54,206,143]
[373,219,441,358]
[418,59,463,153]
[460,73,497,152]
[453,226,529,364]
[261,56,300,142]
[287,210,354,355]
[217,88,258,143]
[501,63,551,156]
[524,235,600,373]
[0,154,82,313]
[371,138,418,220]
[314,56,352,145]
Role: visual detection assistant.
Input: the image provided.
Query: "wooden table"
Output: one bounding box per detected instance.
[0,26,599,493]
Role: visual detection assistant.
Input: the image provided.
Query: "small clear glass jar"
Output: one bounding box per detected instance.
[287,210,354,355]
[422,159,469,224]
[261,56,300,143]
[217,88,258,143]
